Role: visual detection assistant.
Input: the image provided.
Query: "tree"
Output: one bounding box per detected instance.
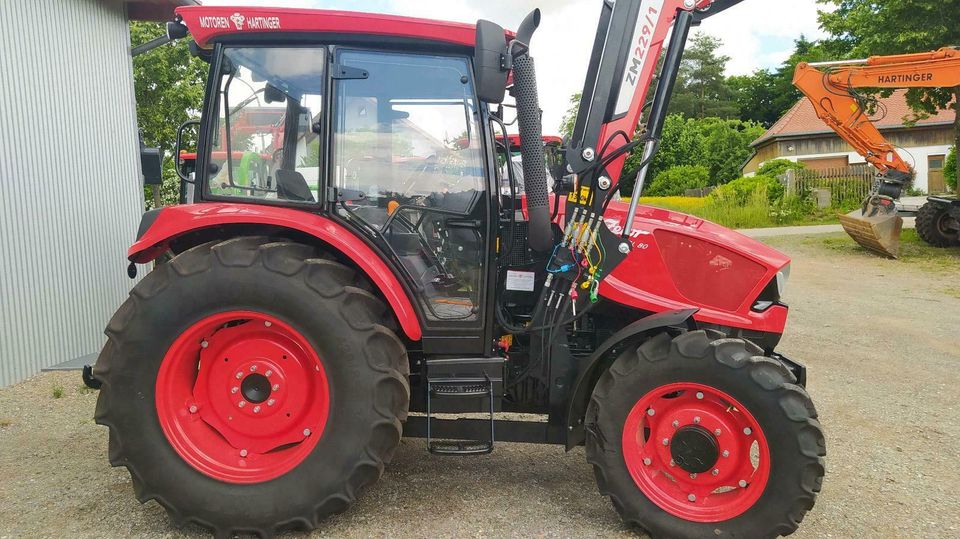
[670,34,737,119]
[130,22,208,208]
[729,70,781,126]
[728,36,835,126]
[558,92,581,140]
[645,165,709,197]
[818,0,960,155]
[946,146,957,192]
[699,119,766,185]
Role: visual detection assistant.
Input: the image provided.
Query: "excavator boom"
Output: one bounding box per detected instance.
[793,47,960,257]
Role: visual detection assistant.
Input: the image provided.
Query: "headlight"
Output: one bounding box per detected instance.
[775,263,791,297]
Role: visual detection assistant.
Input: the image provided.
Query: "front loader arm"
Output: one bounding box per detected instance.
[564,0,743,229]
[793,48,960,189]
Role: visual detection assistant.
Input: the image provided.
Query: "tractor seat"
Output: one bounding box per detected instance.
[276,169,315,202]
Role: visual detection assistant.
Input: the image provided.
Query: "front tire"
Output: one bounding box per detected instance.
[94,237,410,537]
[585,330,825,538]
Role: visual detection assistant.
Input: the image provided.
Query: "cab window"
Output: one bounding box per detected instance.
[207,47,325,203]
[333,50,486,323]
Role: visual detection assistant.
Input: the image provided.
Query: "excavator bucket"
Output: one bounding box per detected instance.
[839,210,903,258]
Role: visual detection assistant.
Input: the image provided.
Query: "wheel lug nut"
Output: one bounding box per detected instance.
[188,405,198,414]
[712,469,719,476]
[714,428,722,436]
[264,321,272,327]
[272,384,280,391]
[238,401,246,408]
[669,459,676,467]
[267,399,275,406]
[694,416,701,424]
[231,387,239,394]
[647,408,655,416]
[200,340,209,349]
[235,372,243,379]
[265,370,272,377]
[240,449,248,457]
[695,392,703,400]
[250,365,258,372]
[743,427,752,435]
[643,458,652,466]
[689,473,697,479]
[303,428,312,437]
[672,420,679,428]
[253,406,261,413]
[662,438,669,446]
[739,480,748,488]
[687,494,696,502]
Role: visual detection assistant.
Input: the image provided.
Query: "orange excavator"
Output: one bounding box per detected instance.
[794,48,960,257]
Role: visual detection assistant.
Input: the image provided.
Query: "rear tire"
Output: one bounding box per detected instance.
[585,330,825,538]
[915,201,960,247]
[94,237,409,537]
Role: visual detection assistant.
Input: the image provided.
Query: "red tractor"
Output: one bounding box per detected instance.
[91,1,824,537]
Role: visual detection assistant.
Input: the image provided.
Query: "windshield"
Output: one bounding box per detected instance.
[207,47,325,203]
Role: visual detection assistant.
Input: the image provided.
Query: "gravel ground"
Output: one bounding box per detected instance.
[1,232,959,538]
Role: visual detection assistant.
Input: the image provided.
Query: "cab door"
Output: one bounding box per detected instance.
[330,48,493,342]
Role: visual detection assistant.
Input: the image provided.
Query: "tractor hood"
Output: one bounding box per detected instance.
[546,197,791,334]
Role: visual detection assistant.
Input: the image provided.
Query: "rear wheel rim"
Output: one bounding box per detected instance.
[156,311,330,484]
[622,382,771,522]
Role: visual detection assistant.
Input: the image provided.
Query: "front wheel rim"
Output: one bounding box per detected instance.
[622,382,771,522]
[155,311,330,484]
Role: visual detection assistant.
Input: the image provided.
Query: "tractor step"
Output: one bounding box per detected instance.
[425,358,503,456]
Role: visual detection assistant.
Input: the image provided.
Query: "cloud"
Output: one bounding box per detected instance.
[696,0,830,75]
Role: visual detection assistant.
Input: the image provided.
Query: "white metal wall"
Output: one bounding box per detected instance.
[0,0,144,385]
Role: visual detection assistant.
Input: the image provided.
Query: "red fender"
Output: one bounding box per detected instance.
[129,203,422,341]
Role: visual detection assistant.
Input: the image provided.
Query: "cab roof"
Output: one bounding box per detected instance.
[176,5,510,49]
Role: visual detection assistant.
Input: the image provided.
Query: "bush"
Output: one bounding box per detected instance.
[757,159,805,178]
[946,146,957,192]
[710,174,784,204]
[645,165,710,196]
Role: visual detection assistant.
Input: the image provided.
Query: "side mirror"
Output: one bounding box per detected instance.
[264,83,286,104]
[174,119,201,183]
[140,144,163,186]
[473,20,509,103]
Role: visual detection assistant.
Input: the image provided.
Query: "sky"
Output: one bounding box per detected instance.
[203,0,832,132]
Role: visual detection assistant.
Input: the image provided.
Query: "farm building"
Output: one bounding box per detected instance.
[0,0,191,386]
[743,90,955,193]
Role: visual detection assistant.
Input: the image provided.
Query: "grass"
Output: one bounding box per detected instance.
[0,418,11,428]
[803,229,960,272]
[78,384,96,395]
[52,384,64,399]
[945,287,960,299]
[638,191,837,229]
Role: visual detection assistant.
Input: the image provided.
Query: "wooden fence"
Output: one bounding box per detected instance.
[781,165,875,208]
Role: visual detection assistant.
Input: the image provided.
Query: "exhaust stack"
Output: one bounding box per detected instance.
[510,9,553,253]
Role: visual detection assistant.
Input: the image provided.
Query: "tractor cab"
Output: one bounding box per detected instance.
[197,44,491,322]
